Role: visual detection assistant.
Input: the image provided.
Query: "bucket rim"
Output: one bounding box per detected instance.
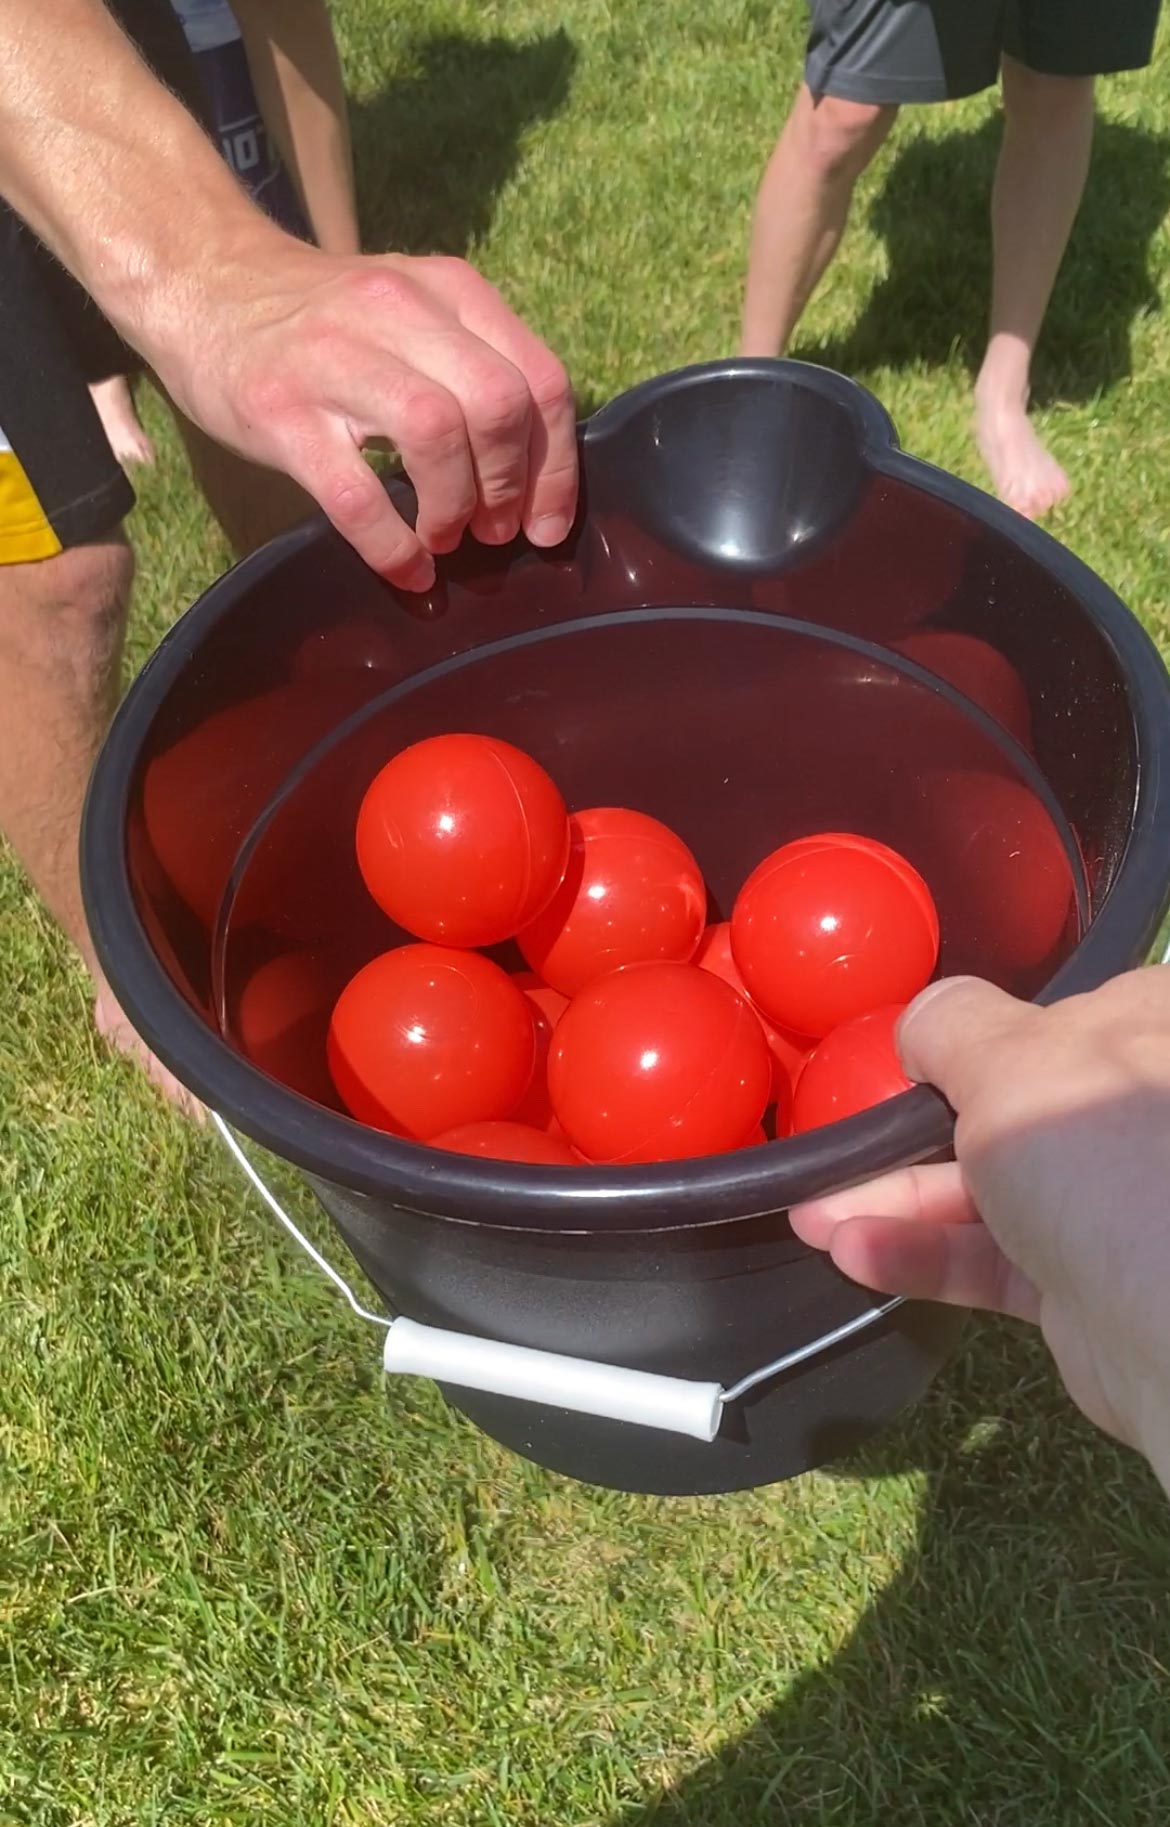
[81,359,1170,1234]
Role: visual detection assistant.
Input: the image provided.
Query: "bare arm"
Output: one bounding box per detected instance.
[0,0,577,583]
[230,0,360,255]
[0,0,263,349]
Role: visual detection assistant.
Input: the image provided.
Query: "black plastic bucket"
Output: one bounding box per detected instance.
[82,360,1170,1495]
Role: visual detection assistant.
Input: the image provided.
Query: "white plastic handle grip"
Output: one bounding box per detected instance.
[214,1114,901,1442]
[384,1317,725,1442]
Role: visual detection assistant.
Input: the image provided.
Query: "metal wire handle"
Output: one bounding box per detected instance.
[214,1116,390,1330]
[213,1114,903,1441]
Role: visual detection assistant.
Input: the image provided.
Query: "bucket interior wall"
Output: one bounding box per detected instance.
[131,467,1133,1074]
[206,610,1085,1104]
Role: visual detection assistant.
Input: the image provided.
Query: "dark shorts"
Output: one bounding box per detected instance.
[0,0,309,565]
[0,0,214,561]
[806,0,1163,104]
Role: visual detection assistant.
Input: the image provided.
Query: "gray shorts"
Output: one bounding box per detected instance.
[806,0,1163,104]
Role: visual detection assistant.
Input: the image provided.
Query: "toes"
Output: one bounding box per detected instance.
[94,993,206,1120]
[1001,477,1038,518]
[972,397,1070,521]
[142,1052,206,1121]
[1005,490,1045,522]
[1013,473,1070,521]
[1006,481,1043,519]
[997,454,1071,521]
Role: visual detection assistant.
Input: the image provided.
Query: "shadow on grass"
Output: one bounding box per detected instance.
[609,1322,1170,1824]
[350,28,578,257]
[794,116,1170,403]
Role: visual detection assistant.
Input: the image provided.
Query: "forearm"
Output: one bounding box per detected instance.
[0,2,577,586]
[230,0,359,256]
[0,0,286,363]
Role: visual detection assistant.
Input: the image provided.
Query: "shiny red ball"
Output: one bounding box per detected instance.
[518,807,706,996]
[233,948,340,1106]
[917,769,1076,980]
[548,962,771,1165]
[510,971,570,1130]
[431,1121,579,1166]
[731,833,938,1038]
[142,677,362,927]
[694,920,809,1129]
[791,1004,913,1133]
[895,630,1032,750]
[356,733,570,947]
[328,943,536,1138]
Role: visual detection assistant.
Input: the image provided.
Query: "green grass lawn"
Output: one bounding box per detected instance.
[6,4,1170,1821]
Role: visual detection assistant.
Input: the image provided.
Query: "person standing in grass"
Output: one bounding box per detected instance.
[740,2,1163,520]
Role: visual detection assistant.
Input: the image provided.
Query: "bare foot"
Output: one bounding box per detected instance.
[974,387,1070,521]
[89,375,156,467]
[94,982,206,1121]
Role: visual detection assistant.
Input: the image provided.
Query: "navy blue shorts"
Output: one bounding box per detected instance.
[806,0,1163,104]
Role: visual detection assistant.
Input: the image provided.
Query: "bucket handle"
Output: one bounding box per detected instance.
[213,1114,903,1443]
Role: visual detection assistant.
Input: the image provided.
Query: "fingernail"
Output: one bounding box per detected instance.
[400,552,435,593]
[789,1199,846,1244]
[483,510,521,547]
[528,513,572,548]
[897,977,980,1076]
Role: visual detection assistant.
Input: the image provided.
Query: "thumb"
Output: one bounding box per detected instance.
[897,976,1040,1110]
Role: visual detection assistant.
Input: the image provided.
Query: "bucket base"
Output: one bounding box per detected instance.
[434,1304,964,1496]
[316,1173,965,1496]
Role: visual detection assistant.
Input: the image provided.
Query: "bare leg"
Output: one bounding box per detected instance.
[88,374,156,466]
[974,57,1095,519]
[230,0,360,257]
[0,536,201,1115]
[741,84,898,356]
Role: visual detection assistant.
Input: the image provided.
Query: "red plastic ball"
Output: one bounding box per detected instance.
[233,949,340,1106]
[141,678,364,928]
[894,630,1032,751]
[548,962,771,1165]
[917,769,1076,981]
[510,971,570,1130]
[431,1121,580,1166]
[791,1005,913,1133]
[694,920,809,1127]
[328,943,536,1138]
[355,733,570,947]
[731,833,939,1038]
[518,807,707,996]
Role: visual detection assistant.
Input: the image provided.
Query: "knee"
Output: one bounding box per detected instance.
[0,535,134,672]
[36,537,135,625]
[800,94,895,181]
[1002,57,1094,129]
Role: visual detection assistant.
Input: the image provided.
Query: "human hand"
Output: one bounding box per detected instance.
[790,972,1170,1493]
[150,241,578,589]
